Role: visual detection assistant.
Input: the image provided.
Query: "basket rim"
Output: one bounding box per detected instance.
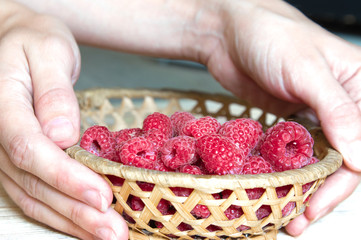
[66,145,342,191]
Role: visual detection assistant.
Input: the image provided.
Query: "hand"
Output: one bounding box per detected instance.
[0,1,128,239]
[202,0,361,236]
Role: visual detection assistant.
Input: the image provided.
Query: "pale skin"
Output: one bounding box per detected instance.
[1,0,361,239]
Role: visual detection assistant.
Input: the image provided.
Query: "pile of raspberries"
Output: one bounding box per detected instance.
[80,112,319,231]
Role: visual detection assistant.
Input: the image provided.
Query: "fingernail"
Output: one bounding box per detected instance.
[83,190,109,212]
[95,227,117,240]
[343,140,361,172]
[44,117,74,142]
[100,194,109,212]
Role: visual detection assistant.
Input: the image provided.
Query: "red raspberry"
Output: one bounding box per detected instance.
[171,187,193,197]
[113,128,143,146]
[260,121,314,171]
[170,111,195,136]
[130,196,172,215]
[241,156,271,200]
[191,204,211,219]
[219,118,263,156]
[137,181,155,191]
[143,128,168,149]
[178,164,204,175]
[256,205,271,219]
[106,175,125,186]
[302,157,320,194]
[242,156,274,175]
[222,188,264,204]
[276,185,296,216]
[196,134,245,175]
[118,137,158,169]
[182,116,221,139]
[80,125,117,161]
[160,136,197,170]
[154,157,173,172]
[224,205,243,220]
[143,112,172,138]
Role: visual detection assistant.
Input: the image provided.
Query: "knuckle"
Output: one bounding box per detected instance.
[8,134,34,171]
[18,193,37,219]
[21,173,43,200]
[69,204,85,225]
[53,167,69,190]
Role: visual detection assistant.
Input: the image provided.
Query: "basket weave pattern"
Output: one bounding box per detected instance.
[66,88,342,240]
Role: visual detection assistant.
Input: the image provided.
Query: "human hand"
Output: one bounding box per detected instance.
[0,1,128,239]
[201,0,361,236]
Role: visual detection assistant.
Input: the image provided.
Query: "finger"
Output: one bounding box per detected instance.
[0,170,93,240]
[285,165,361,236]
[0,148,128,240]
[24,29,81,149]
[286,56,361,172]
[0,43,113,212]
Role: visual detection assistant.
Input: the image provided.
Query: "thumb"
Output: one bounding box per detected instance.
[296,65,361,172]
[26,37,81,149]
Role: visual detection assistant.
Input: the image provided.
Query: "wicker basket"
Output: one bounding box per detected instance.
[66,88,342,240]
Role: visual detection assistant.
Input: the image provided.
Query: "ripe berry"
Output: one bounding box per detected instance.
[143,112,172,138]
[219,118,263,156]
[182,116,221,139]
[118,137,158,169]
[242,156,274,175]
[113,128,143,146]
[170,111,195,136]
[196,134,245,175]
[143,128,168,149]
[178,164,204,175]
[260,121,314,171]
[80,125,117,161]
[160,136,197,170]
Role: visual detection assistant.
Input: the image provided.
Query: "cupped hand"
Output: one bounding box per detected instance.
[204,0,361,236]
[0,1,128,239]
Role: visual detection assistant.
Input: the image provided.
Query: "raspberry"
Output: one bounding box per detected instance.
[80,125,117,161]
[260,121,314,171]
[302,157,320,194]
[171,186,212,219]
[219,118,263,156]
[256,205,271,219]
[143,112,172,138]
[137,181,155,191]
[170,111,195,136]
[154,157,173,172]
[130,196,145,211]
[182,116,221,139]
[224,205,243,220]
[191,204,211,219]
[242,156,274,175]
[130,196,172,215]
[143,128,168,149]
[171,187,193,197]
[106,175,125,186]
[113,128,143,146]
[118,136,158,169]
[178,164,204,175]
[196,134,245,175]
[160,136,197,170]
[276,185,296,216]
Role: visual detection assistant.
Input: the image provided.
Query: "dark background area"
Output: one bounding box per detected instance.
[286,0,361,34]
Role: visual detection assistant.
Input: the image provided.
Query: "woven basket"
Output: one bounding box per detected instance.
[66,88,342,240]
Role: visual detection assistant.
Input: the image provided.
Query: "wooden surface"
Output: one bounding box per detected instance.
[1,182,360,240]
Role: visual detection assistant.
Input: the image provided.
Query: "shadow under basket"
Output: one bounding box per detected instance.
[66,88,342,240]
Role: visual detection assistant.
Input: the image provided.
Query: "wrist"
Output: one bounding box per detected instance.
[178,0,225,64]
